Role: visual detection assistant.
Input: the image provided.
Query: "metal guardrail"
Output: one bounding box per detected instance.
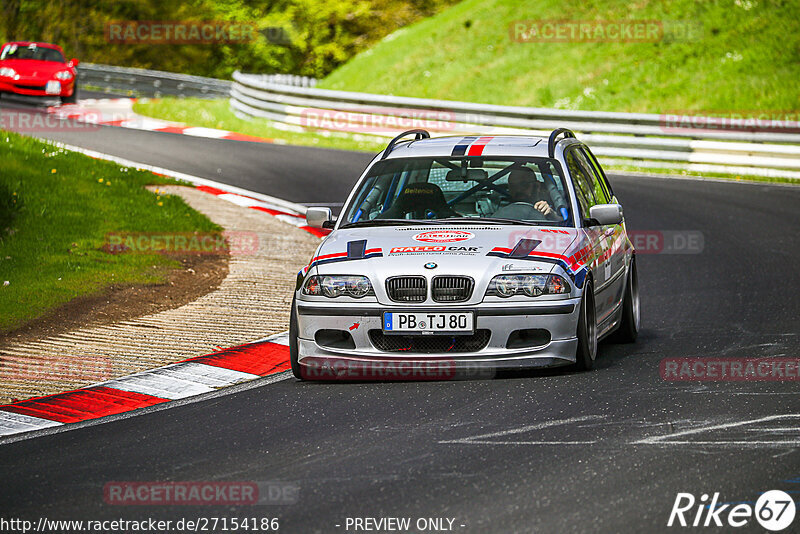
[230,70,800,179]
[77,64,317,99]
[77,63,231,99]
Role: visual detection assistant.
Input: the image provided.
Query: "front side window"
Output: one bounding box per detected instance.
[340,157,573,227]
[577,148,611,204]
[565,149,597,219]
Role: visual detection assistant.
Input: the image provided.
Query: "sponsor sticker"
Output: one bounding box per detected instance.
[389,245,480,255]
[412,231,475,243]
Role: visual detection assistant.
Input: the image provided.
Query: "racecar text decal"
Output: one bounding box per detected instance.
[412,230,475,243]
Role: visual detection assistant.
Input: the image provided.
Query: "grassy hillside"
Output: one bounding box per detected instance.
[319,0,800,113]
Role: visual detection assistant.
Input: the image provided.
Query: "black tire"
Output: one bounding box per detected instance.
[61,80,78,104]
[610,258,640,343]
[289,296,304,379]
[573,285,598,371]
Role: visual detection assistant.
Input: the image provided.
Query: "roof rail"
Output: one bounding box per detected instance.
[380,129,430,160]
[547,128,576,158]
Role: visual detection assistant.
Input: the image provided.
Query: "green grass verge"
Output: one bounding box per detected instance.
[0,131,221,333]
[603,163,799,185]
[133,98,384,153]
[320,0,799,113]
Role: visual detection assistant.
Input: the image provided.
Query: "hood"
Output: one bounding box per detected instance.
[1,59,68,77]
[308,225,588,305]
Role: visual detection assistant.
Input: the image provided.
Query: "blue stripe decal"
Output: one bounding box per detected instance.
[451,136,478,156]
[487,251,583,284]
[309,252,383,270]
[574,269,588,289]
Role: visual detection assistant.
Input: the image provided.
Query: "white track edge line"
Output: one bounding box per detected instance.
[33,138,309,214]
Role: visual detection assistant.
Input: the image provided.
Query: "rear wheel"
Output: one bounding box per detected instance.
[610,258,640,343]
[289,296,304,379]
[573,285,597,371]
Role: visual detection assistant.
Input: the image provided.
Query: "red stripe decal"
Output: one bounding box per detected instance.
[467,136,493,156]
[1,386,169,424]
[309,251,348,263]
[184,341,290,376]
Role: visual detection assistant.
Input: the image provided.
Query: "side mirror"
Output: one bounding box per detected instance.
[306,207,334,229]
[68,58,80,67]
[588,203,623,226]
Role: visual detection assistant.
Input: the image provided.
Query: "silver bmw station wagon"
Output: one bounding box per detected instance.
[291,129,639,380]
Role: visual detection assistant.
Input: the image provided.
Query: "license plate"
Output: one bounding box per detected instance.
[383,312,474,334]
[45,81,61,95]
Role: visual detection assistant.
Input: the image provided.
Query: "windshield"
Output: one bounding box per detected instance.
[0,44,65,62]
[341,156,573,227]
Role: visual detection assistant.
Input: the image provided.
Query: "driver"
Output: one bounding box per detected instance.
[492,168,558,221]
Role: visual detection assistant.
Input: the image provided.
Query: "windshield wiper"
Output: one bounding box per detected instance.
[440,217,543,226]
[339,219,440,229]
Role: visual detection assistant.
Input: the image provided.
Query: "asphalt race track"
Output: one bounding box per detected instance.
[2,100,799,533]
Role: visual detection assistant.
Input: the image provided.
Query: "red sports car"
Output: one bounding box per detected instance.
[0,41,79,104]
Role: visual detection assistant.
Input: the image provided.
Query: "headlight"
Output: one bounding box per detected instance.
[54,70,73,80]
[302,275,373,298]
[0,67,16,78]
[486,274,571,297]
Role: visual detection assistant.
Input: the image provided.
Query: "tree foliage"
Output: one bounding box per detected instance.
[0,0,458,78]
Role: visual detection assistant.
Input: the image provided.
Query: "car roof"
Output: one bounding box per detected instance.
[383,134,575,159]
[2,42,64,51]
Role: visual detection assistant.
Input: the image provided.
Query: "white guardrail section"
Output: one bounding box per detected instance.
[78,64,315,99]
[230,70,800,179]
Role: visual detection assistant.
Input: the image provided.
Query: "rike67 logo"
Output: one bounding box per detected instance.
[668,490,796,531]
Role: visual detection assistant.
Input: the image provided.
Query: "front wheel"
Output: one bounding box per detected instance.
[61,81,78,104]
[573,285,597,371]
[289,296,303,379]
[610,258,640,343]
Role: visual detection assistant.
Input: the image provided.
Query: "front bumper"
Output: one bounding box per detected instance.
[295,299,581,379]
[0,79,74,97]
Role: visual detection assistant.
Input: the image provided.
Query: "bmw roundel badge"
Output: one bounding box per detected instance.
[424,262,437,269]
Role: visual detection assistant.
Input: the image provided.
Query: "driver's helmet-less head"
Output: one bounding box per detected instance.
[507,168,545,202]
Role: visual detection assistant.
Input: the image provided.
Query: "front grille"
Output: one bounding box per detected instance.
[13,83,46,91]
[432,276,474,302]
[386,276,427,302]
[369,329,491,353]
